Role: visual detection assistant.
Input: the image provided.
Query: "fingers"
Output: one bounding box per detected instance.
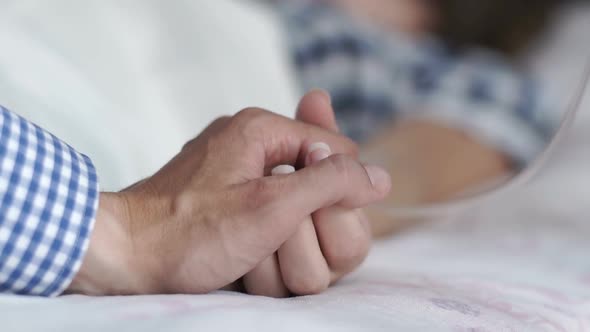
[305,143,371,282]
[305,142,332,168]
[274,166,330,296]
[294,90,342,167]
[315,208,371,281]
[277,219,331,295]
[244,145,376,296]
[280,154,390,210]
[295,89,339,132]
[242,254,290,298]
[297,93,370,281]
[227,98,358,173]
[238,154,390,249]
[233,91,384,296]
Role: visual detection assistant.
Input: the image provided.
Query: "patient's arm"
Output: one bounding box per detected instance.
[363,119,511,237]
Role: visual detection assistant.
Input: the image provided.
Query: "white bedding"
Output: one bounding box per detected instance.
[0,1,589,331]
[1,113,589,331]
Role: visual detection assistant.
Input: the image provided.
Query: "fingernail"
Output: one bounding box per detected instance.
[271,165,295,175]
[307,142,332,165]
[364,165,392,194]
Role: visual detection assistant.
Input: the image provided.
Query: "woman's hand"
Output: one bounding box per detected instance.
[241,92,378,297]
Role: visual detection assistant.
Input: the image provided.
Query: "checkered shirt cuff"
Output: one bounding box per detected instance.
[0,106,99,296]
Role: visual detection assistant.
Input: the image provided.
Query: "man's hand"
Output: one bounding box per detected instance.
[67,91,391,296]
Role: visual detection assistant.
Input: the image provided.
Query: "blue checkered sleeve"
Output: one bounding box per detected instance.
[0,106,99,296]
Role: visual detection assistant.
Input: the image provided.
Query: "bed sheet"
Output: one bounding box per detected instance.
[2,102,589,332]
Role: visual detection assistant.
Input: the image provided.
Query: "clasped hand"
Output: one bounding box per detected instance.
[68,91,391,297]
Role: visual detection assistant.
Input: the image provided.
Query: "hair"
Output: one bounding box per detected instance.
[434,0,568,55]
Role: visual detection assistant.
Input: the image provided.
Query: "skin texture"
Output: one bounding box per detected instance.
[66,91,391,297]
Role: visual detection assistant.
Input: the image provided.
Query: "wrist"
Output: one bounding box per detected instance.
[66,192,147,295]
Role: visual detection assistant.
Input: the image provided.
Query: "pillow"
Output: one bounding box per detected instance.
[0,0,299,190]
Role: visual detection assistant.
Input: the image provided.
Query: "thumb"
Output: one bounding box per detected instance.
[239,155,391,246]
[296,89,340,133]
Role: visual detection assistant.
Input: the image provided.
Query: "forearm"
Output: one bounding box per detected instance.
[364,119,510,236]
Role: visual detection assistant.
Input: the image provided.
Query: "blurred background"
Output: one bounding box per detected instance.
[0,0,588,237]
[2,2,590,329]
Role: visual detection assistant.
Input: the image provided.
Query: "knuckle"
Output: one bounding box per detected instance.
[284,269,330,296]
[233,108,270,139]
[234,107,267,126]
[183,116,232,152]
